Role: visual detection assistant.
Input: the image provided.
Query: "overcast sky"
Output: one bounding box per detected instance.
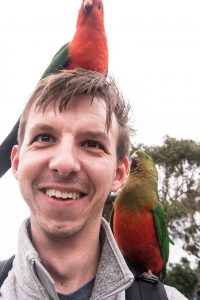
[0,0,199,264]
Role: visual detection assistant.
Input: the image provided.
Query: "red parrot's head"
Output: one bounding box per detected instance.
[77,0,104,27]
[83,0,104,14]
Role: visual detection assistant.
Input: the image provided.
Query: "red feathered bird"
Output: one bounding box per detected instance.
[42,0,108,77]
[0,0,108,177]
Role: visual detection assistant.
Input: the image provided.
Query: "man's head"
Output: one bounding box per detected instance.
[18,69,132,162]
[11,69,133,240]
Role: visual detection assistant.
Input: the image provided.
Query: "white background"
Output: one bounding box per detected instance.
[0,1,199,265]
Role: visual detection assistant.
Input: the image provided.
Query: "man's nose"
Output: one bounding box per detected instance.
[49,138,80,175]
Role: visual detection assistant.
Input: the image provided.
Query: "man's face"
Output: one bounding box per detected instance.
[11,96,128,240]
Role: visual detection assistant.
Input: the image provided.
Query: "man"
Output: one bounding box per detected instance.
[1,69,187,299]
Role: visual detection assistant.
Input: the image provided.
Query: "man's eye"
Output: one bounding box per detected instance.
[34,134,54,143]
[82,140,103,149]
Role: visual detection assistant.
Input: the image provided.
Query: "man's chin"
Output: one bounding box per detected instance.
[43,221,85,240]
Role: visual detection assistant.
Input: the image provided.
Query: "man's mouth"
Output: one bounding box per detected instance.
[45,189,84,200]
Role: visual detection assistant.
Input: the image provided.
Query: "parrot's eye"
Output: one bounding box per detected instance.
[98,3,102,10]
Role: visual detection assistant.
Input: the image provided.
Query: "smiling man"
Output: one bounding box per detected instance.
[0,70,187,300]
[13,94,124,243]
[2,69,133,299]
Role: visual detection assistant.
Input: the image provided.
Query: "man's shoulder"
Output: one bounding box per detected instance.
[164,285,188,300]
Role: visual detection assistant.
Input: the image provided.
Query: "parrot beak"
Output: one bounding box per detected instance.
[130,152,139,170]
[84,0,93,13]
[130,152,138,160]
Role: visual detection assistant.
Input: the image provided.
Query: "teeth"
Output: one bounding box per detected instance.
[56,191,61,198]
[46,189,81,200]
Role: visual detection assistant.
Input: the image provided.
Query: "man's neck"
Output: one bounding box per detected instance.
[30,222,102,294]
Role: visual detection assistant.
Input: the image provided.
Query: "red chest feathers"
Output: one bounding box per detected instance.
[113,209,163,274]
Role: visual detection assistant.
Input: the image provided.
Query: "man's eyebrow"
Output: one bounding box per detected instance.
[29,123,56,133]
[78,130,111,145]
[79,130,109,139]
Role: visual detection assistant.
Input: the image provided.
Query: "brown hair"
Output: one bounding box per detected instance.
[18,69,133,161]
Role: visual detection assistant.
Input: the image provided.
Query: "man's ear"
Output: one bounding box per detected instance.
[111,157,129,192]
[11,145,19,180]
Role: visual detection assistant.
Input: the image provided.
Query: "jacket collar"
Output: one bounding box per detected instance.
[15,218,133,299]
[91,218,134,299]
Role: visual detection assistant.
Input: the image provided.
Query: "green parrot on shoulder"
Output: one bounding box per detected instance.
[111,149,170,280]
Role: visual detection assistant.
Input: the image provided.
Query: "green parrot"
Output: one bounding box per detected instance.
[112,149,170,280]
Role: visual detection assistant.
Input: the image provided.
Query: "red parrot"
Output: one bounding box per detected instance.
[111,150,170,280]
[0,0,108,177]
[69,0,108,73]
[42,0,108,77]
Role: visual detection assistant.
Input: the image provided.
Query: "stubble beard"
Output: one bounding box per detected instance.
[45,222,86,241]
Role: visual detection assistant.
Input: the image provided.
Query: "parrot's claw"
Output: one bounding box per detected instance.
[136,270,159,284]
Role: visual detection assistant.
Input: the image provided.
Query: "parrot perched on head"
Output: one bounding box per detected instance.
[0,0,108,178]
[111,149,170,280]
[42,0,108,77]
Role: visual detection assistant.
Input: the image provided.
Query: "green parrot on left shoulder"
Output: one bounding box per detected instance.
[111,149,170,280]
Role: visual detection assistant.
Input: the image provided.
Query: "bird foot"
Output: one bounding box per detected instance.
[136,270,159,284]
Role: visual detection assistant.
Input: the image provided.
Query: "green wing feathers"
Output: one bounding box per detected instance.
[41,42,70,79]
[153,202,170,267]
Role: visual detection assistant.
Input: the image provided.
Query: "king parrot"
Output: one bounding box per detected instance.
[111,150,170,279]
[0,0,108,177]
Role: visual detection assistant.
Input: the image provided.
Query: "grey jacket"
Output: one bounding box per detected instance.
[0,218,187,300]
